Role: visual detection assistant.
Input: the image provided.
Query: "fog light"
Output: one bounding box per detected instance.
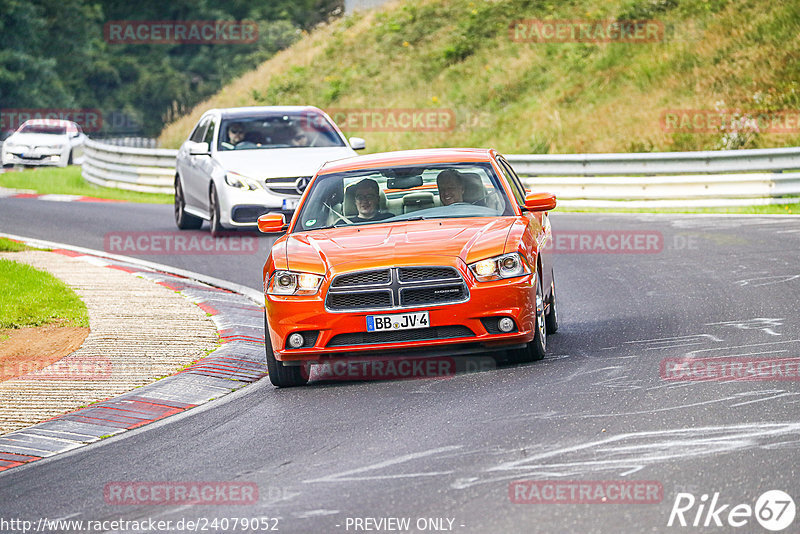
[498,317,515,333]
[288,333,305,348]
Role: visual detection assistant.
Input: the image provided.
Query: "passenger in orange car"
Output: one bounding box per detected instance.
[436,169,466,205]
[352,179,393,222]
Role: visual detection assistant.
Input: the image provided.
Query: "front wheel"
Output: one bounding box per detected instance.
[508,270,547,363]
[264,313,308,387]
[546,269,559,334]
[209,183,224,237]
[175,176,203,230]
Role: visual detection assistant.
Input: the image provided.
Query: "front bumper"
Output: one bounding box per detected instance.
[219,184,301,228]
[265,271,538,362]
[2,148,66,167]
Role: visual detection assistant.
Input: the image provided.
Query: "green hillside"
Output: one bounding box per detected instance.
[160,0,800,154]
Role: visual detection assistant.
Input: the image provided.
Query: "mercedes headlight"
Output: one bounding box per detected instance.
[469,253,531,282]
[267,270,323,296]
[224,171,263,190]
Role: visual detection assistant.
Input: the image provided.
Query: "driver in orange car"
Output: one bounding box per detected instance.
[352,178,393,222]
[436,169,466,205]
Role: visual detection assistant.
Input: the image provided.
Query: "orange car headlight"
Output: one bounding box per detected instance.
[267,270,323,296]
[469,253,531,282]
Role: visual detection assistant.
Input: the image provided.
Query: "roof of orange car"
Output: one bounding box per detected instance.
[319,148,497,174]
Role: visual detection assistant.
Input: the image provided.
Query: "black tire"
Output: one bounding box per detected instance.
[264,313,308,387]
[174,176,203,230]
[209,183,223,237]
[508,269,547,363]
[67,150,73,166]
[546,269,559,334]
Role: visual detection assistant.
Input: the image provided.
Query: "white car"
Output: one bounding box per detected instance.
[174,106,364,235]
[1,119,86,168]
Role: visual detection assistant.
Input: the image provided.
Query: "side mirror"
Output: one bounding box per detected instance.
[258,213,288,233]
[523,192,556,212]
[189,142,210,156]
[349,137,366,150]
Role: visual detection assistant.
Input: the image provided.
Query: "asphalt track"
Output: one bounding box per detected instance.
[2,196,800,533]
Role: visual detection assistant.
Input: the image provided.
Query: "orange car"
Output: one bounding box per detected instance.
[259,148,558,387]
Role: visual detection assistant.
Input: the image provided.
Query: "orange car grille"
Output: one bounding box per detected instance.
[327,325,474,347]
[325,267,469,312]
[328,291,393,309]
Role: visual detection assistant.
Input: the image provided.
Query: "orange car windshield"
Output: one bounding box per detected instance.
[293,163,514,232]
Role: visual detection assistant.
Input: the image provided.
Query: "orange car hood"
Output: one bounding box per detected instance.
[283,218,517,275]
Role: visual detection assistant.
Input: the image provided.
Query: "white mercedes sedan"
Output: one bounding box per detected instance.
[1,119,86,168]
[174,106,364,235]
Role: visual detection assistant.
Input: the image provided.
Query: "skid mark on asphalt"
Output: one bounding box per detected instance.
[706,318,784,336]
[624,334,723,351]
[729,391,800,407]
[295,510,340,519]
[450,422,800,489]
[479,390,796,423]
[303,446,463,483]
[736,274,800,287]
[684,339,800,358]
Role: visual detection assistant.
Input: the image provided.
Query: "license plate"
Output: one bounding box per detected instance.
[367,311,429,332]
[282,198,300,210]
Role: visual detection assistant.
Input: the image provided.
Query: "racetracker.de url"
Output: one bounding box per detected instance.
[0,517,280,533]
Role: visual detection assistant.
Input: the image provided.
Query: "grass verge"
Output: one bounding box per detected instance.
[0,259,90,329]
[160,0,800,154]
[0,166,172,204]
[0,238,29,252]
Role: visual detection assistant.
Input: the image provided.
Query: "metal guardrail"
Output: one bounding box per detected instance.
[506,146,800,176]
[507,148,800,207]
[79,138,800,206]
[93,137,159,149]
[81,138,177,194]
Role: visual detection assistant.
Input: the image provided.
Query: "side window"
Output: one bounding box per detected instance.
[203,118,216,145]
[497,158,526,205]
[189,117,209,143]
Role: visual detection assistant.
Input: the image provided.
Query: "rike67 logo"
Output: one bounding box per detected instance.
[668,490,795,531]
